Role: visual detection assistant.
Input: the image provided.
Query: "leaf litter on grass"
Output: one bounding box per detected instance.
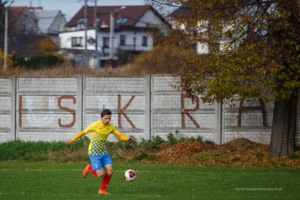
[117,138,300,169]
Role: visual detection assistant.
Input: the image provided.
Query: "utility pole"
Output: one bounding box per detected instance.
[84,0,87,66]
[4,0,14,71]
[94,0,97,52]
[109,6,125,67]
[4,6,8,70]
[109,11,114,67]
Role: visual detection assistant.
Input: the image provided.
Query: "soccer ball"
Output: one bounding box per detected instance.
[124,169,136,182]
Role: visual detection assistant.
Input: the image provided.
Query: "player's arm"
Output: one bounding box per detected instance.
[66,130,88,144]
[112,127,135,141]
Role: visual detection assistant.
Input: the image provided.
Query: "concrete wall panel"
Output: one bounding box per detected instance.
[18,131,76,142]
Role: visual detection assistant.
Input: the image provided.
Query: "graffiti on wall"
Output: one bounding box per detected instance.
[181,95,200,128]
[19,95,76,128]
[238,98,268,127]
[118,95,136,128]
[97,95,137,128]
[58,96,76,127]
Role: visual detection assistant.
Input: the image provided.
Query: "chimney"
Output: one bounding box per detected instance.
[36,7,43,11]
[28,1,34,11]
[101,22,108,28]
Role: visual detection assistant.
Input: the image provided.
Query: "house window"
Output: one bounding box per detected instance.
[28,23,32,32]
[103,37,109,48]
[22,23,27,31]
[142,36,147,47]
[120,35,126,46]
[190,43,197,51]
[76,18,87,30]
[116,18,128,25]
[72,37,83,47]
[58,24,63,31]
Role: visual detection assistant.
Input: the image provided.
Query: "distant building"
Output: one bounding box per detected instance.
[169,3,233,55]
[8,7,39,34]
[59,5,169,67]
[29,7,67,46]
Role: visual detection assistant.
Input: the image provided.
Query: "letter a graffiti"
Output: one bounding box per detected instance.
[238,98,268,127]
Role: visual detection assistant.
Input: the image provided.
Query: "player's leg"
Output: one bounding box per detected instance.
[83,154,103,178]
[98,153,113,195]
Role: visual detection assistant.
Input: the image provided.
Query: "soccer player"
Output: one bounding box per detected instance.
[66,109,135,195]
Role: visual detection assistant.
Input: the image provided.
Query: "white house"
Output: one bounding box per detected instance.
[59,5,169,67]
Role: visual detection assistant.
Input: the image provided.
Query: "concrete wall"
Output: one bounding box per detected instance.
[151,75,220,143]
[222,97,274,144]
[0,75,299,146]
[16,76,81,142]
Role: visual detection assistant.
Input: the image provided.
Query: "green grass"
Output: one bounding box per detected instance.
[0,162,299,200]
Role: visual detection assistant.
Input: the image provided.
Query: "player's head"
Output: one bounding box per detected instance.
[101,109,112,125]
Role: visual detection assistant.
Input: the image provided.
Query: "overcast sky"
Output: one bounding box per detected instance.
[11,0,146,21]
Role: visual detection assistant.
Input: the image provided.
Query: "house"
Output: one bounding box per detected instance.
[29,7,67,46]
[168,2,233,55]
[59,5,169,67]
[8,6,39,34]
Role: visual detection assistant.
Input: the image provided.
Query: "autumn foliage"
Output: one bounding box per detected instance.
[128,45,195,74]
[119,140,300,169]
[148,0,300,157]
[29,36,58,55]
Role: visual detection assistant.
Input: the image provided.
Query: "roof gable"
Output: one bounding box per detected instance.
[9,7,27,28]
[31,10,60,33]
[66,5,152,28]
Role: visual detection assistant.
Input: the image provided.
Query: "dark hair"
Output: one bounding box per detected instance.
[101,109,112,117]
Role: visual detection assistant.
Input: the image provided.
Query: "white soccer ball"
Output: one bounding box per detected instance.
[124,169,136,182]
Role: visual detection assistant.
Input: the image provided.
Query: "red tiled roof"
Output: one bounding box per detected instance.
[8,7,26,28]
[66,5,150,28]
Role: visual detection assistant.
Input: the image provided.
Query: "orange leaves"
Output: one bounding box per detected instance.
[121,140,300,168]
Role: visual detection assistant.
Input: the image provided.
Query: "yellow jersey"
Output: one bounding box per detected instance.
[72,120,128,156]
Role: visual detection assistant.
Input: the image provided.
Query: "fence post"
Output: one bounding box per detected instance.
[77,75,83,134]
[216,102,222,144]
[145,74,151,140]
[11,76,16,141]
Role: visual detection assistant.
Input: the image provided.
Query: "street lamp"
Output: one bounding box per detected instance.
[109,6,126,67]
[4,0,14,71]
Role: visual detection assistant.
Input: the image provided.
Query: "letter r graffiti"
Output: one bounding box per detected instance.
[181,95,200,128]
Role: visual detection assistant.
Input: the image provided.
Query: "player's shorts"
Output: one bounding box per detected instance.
[89,153,113,171]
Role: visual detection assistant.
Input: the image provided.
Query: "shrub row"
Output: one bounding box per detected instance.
[11,55,63,70]
[0,130,214,161]
[0,137,90,161]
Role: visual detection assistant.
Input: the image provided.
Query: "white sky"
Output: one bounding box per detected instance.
[11,0,146,21]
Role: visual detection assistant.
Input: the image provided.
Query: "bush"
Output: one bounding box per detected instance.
[123,135,138,149]
[287,153,300,159]
[0,137,90,161]
[167,132,178,145]
[11,54,63,70]
[130,152,158,162]
[139,136,165,152]
[128,45,195,74]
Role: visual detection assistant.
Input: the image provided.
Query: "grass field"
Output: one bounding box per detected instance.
[0,162,299,200]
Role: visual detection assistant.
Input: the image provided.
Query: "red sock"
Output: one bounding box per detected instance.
[100,174,111,191]
[88,166,97,176]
